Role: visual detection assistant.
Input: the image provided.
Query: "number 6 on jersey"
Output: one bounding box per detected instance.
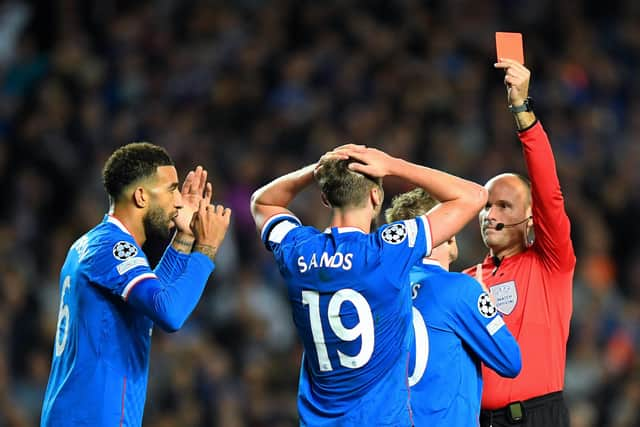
[54,276,72,357]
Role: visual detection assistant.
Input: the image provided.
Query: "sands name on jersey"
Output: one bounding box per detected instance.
[297,251,354,273]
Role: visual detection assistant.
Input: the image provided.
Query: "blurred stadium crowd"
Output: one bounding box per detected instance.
[0,0,638,426]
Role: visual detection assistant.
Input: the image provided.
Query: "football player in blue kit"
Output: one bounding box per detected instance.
[41,143,231,427]
[385,188,521,426]
[250,144,487,426]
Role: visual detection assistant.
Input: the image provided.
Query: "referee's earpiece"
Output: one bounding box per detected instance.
[525,215,535,247]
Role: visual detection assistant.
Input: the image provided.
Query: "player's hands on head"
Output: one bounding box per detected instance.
[314,145,356,177]
[174,166,211,235]
[343,146,394,178]
[314,144,394,178]
[494,59,530,107]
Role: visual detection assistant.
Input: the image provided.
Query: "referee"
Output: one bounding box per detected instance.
[464,61,575,426]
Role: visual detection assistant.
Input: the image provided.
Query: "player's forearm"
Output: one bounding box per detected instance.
[129,253,214,332]
[250,164,316,230]
[251,164,316,209]
[387,158,487,247]
[154,244,190,283]
[486,330,522,379]
[388,158,487,207]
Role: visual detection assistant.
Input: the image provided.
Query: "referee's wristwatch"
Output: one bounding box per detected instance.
[508,96,533,113]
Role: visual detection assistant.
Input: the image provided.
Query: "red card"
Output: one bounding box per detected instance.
[495,32,524,64]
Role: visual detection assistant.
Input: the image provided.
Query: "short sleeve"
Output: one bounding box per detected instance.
[261,213,303,251]
[376,216,433,286]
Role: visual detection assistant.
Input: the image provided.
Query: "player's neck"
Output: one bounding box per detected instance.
[328,207,373,233]
[110,204,146,246]
[428,245,450,271]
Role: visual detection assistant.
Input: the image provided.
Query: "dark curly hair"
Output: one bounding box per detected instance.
[102,142,174,202]
[314,158,382,208]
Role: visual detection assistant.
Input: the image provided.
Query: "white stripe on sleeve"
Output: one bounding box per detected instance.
[404,219,418,248]
[121,273,157,300]
[260,213,301,242]
[269,221,298,244]
[419,215,433,256]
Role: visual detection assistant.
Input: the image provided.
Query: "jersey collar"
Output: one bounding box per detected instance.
[107,214,132,235]
[421,258,443,268]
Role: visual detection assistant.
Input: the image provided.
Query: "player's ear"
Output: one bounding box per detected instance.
[371,186,382,210]
[320,192,331,208]
[133,186,148,208]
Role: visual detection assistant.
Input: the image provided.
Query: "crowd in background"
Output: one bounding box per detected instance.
[0,0,638,426]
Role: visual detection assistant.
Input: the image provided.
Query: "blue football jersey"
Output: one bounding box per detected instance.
[262,213,433,426]
[407,260,521,426]
[41,216,160,427]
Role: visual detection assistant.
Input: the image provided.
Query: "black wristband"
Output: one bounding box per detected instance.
[509,97,533,113]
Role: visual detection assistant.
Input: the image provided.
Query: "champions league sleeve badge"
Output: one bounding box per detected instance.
[113,241,138,260]
[477,292,498,318]
[381,223,408,244]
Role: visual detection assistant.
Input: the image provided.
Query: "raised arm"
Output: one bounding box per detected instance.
[250,147,354,233]
[250,164,317,233]
[169,165,211,254]
[495,59,575,271]
[155,165,212,282]
[344,146,487,247]
[128,195,231,333]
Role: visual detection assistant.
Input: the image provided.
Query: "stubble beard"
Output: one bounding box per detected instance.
[143,205,173,241]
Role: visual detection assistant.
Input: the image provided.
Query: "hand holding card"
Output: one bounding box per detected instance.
[496,32,524,64]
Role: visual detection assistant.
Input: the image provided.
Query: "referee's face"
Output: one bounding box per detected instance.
[480,175,531,256]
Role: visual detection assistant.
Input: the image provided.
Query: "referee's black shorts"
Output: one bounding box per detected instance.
[479,391,569,427]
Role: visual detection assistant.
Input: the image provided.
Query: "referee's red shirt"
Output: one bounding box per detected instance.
[464,121,576,410]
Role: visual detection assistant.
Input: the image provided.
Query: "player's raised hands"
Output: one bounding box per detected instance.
[174,166,212,235]
[190,195,232,261]
[314,145,361,177]
[343,146,395,178]
[494,59,530,108]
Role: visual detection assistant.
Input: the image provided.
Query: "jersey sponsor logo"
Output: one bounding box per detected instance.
[113,241,138,260]
[489,281,517,315]
[116,256,149,275]
[477,292,498,318]
[382,223,407,244]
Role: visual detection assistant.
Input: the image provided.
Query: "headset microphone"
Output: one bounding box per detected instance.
[495,216,532,231]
